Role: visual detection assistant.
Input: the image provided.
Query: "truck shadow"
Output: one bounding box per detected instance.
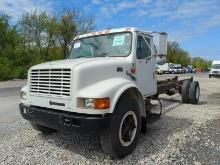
[36,98,195,163]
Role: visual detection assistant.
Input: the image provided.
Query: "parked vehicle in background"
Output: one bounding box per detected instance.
[209,61,220,78]
[187,65,195,73]
[156,65,163,75]
[178,66,184,74]
[157,63,173,74]
[169,66,180,74]
[182,67,187,73]
[170,64,184,74]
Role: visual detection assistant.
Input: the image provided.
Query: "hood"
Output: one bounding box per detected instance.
[30,57,127,70]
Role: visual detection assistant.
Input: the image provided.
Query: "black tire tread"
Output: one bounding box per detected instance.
[100,97,141,159]
[189,81,200,104]
[181,80,191,103]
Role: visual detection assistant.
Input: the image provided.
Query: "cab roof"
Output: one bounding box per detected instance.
[75,27,153,40]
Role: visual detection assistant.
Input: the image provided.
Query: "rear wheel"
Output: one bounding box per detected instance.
[30,122,56,134]
[181,80,191,103]
[209,74,211,78]
[100,98,141,159]
[189,81,200,104]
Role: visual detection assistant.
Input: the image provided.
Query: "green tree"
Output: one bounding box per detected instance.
[192,57,212,70]
[0,9,95,81]
[55,9,95,57]
[167,41,191,66]
[19,10,57,61]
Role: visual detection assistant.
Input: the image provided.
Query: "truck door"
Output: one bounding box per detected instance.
[135,34,157,96]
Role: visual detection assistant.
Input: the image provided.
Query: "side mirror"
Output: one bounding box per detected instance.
[158,33,167,55]
[156,32,167,65]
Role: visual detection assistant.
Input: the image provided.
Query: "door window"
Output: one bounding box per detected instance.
[136,35,151,59]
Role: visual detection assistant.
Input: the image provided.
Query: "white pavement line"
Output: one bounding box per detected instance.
[163,102,181,111]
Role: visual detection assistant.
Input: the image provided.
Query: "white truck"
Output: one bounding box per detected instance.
[19,27,200,158]
[158,63,172,73]
[209,60,220,78]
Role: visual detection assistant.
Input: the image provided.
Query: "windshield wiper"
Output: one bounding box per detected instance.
[95,53,109,57]
[73,53,109,59]
[74,55,92,59]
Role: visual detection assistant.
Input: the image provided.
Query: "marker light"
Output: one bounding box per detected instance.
[94,98,110,109]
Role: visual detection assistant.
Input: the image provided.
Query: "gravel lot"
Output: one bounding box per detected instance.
[0,73,220,164]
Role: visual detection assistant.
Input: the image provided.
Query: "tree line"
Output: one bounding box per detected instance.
[0,10,95,81]
[0,9,212,81]
[167,41,212,69]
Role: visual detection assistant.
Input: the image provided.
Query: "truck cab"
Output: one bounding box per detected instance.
[19,27,169,158]
[209,61,220,78]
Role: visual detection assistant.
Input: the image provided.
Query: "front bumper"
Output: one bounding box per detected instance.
[19,103,111,135]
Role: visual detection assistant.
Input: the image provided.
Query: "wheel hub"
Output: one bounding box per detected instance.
[119,111,137,146]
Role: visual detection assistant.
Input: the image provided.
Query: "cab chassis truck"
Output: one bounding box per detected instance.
[19,27,200,158]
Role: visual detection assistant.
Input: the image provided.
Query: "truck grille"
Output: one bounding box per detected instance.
[30,69,71,97]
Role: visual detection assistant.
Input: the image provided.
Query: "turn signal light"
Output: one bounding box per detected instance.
[94,98,110,109]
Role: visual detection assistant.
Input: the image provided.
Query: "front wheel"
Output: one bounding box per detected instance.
[209,74,211,78]
[100,98,141,158]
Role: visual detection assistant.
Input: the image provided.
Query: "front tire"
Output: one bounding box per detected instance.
[100,98,141,158]
[30,122,56,134]
[209,75,211,78]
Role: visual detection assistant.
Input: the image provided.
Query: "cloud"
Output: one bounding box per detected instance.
[91,0,102,5]
[0,0,52,21]
[199,14,220,31]
[99,0,150,17]
[95,0,220,43]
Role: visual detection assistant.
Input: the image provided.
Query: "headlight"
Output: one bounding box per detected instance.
[85,98,94,108]
[20,91,27,100]
[79,97,110,109]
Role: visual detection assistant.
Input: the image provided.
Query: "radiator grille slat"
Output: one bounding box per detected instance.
[30,68,71,97]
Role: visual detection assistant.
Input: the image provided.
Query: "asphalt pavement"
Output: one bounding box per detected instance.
[0,80,26,123]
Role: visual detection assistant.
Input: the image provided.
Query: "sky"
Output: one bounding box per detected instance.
[0,0,220,60]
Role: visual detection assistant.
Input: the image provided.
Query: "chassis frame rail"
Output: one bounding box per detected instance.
[157,76,193,95]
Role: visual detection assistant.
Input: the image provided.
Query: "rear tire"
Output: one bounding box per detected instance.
[100,97,141,159]
[181,80,191,103]
[209,75,211,78]
[189,81,200,104]
[30,122,56,134]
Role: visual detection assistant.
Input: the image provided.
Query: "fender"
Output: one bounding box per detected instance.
[77,77,145,114]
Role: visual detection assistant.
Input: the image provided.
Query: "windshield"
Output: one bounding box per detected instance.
[69,32,132,59]
[212,64,220,69]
